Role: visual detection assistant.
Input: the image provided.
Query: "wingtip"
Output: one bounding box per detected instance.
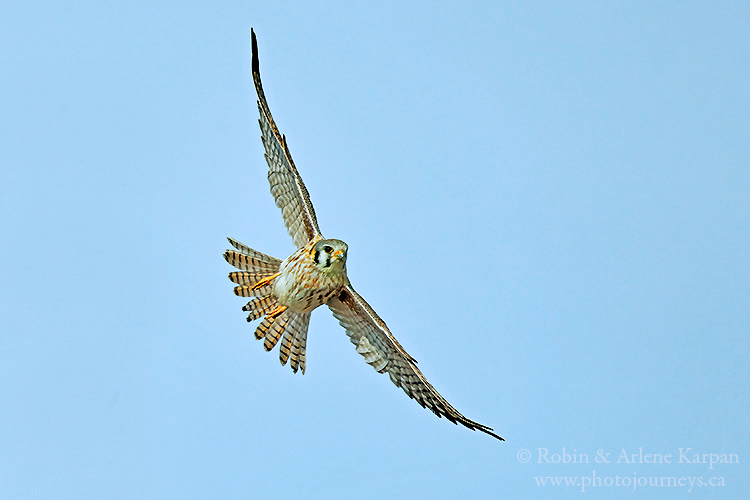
[459,415,504,441]
[478,425,505,441]
[251,28,259,74]
[489,430,506,442]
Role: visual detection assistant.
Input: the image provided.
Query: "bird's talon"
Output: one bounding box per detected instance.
[251,272,280,290]
[266,304,287,319]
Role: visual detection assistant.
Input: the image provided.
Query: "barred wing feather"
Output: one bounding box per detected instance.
[252,29,321,248]
[328,285,503,441]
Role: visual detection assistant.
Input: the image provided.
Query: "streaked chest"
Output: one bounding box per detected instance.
[273,246,344,312]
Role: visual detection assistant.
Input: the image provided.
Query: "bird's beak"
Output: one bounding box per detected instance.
[333,249,344,260]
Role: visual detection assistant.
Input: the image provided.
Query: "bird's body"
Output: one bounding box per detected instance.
[223,29,503,441]
[273,237,349,313]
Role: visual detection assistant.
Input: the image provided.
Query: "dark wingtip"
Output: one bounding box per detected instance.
[480,426,505,441]
[251,28,259,74]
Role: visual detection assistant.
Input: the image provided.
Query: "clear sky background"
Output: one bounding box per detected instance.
[1,1,748,498]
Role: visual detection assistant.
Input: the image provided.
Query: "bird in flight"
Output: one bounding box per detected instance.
[223,29,502,441]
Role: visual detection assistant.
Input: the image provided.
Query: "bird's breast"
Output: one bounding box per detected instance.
[272,249,343,312]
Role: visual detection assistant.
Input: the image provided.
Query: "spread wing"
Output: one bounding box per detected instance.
[251,29,322,248]
[328,285,503,441]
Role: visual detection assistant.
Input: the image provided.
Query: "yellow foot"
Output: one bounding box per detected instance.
[251,272,280,290]
[266,304,288,320]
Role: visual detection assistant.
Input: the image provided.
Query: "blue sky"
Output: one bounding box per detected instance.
[1,1,748,498]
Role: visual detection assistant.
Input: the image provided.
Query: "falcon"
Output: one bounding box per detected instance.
[224,29,503,441]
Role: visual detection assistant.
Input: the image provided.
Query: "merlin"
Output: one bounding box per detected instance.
[224,29,502,441]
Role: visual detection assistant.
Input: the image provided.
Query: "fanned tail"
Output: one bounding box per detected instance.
[254,309,311,374]
[224,237,311,374]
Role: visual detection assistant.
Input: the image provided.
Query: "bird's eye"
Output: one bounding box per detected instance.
[323,245,333,253]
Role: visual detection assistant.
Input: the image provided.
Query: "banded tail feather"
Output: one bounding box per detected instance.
[262,311,288,352]
[227,237,282,265]
[225,239,281,300]
[278,318,295,367]
[228,271,271,286]
[288,313,310,374]
[243,296,278,322]
[224,250,279,272]
[233,284,273,298]
[254,314,276,341]
[224,238,282,273]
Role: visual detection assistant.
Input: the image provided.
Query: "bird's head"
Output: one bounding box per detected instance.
[312,239,348,275]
